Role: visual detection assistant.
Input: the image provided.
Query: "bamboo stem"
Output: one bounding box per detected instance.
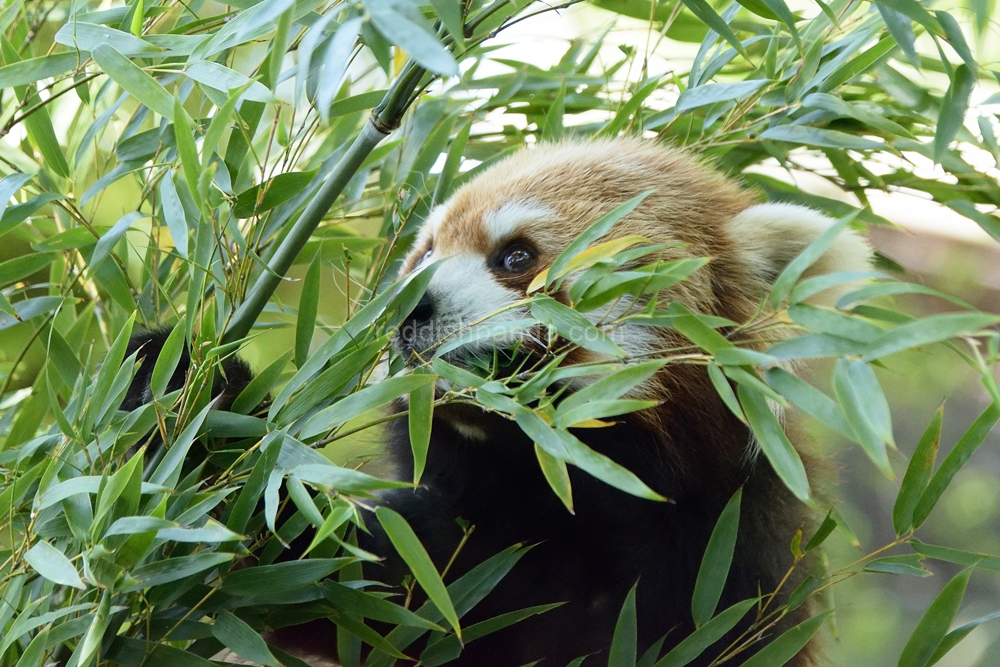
[222,62,426,345]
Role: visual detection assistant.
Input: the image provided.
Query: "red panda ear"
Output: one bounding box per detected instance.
[728,203,873,305]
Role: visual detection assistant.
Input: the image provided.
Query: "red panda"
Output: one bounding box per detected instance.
[268,139,872,665]
[130,138,872,666]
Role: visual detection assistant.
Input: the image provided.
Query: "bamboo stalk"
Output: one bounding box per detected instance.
[222,63,426,345]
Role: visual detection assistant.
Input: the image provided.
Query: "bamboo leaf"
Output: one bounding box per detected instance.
[691,488,741,627]
[408,373,435,485]
[212,611,281,667]
[298,374,438,439]
[912,404,1000,529]
[295,253,322,368]
[738,385,810,501]
[898,568,974,667]
[363,0,459,76]
[92,43,173,117]
[535,443,574,513]
[934,65,975,163]
[609,582,639,667]
[655,598,758,667]
[741,611,832,667]
[375,507,462,639]
[24,541,86,589]
[893,405,943,535]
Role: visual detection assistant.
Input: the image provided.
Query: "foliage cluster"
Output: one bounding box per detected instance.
[2,0,1000,665]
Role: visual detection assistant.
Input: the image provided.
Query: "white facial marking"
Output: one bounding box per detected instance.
[421,253,528,357]
[484,200,553,244]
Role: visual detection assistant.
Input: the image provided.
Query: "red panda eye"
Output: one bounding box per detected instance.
[422,249,432,264]
[502,245,535,273]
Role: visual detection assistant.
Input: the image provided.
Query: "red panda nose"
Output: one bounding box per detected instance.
[398,293,435,346]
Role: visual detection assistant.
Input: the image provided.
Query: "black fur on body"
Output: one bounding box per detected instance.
[358,392,811,665]
[122,330,813,665]
[120,328,254,414]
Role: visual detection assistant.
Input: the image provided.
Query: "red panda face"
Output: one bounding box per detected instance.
[393,139,871,371]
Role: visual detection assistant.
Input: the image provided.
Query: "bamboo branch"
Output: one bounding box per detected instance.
[221,62,427,345]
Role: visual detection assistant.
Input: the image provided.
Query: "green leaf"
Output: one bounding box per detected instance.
[408,374,435,485]
[0,52,78,88]
[761,125,883,150]
[212,611,281,667]
[738,385,810,501]
[662,303,732,354]
[24,540,86,589]
[0,172,33,223]
[788,304,883,343]
[535,443,574,513]
[0,252,56,287]
[831,359,894,477]
[741,611,832,667]
[862,312,1000,361]
[934,11,976,70]
[515,410,665,501]
[555,399,657,429]
[158,174,188,258]
[94,449,145,527]
[364,0,459,76]
[429,0,464,46]
[692,488,741,627]
[14,626,49,667]
[927,608,1000,666]
[0,40,70,179]
[804,511,837,552]
[375,506,462,638]
[541,78,566,140]
[148,402,213,488]
[893,405,943,535]
[317,17,363,121]
[149,325,186,398]
[836,281,975,311]
[291,462,410,495]
[911,541,1000,572]
[434,318,537,357]
[331,612,409,659]
[912,403,1000,528]
[898,567,973,667]
[92,43,173,117]
[170,99,202,212]
[234,170,319,218]
[186,62,277,105]
[232,351,291,415]
[298,374,438,439]
[221,558,351,595]
[322,581,444,630]
[934,65,975,163]
[765,367,853,439]
[420,603,564,665]
[531,296,624,358]
[864,554,930,576]
[53,21,160,56]
[609,582,639,667]
[708,363,746,424]
[545,191,651,287]
[123,552,233,591]
[200,0,295,56]
[82,312,135,433]
[676,80,770,112]
[655,598,758,667]
[296,253,322,368]
[679,0,750,59]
